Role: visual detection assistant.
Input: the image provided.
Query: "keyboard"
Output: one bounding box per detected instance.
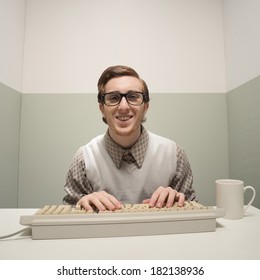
[20,201,224,239]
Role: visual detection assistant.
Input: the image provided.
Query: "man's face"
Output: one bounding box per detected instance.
[99,76,149,144]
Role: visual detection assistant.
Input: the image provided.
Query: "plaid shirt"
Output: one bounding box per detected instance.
[63,127,196,204]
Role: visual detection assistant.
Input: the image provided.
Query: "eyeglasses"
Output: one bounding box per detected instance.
[100,91,146,106]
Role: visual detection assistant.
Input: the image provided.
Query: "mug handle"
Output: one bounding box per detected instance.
[244,186,256,212]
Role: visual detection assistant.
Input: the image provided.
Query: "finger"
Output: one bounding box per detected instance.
[148,186,163,207]
[102,192,122,209]
[78,193,108,211]
[165,188,177,208]
[77,201,93,211]
[149,186,169,208]
[142,199,150,204]
[97,192,122,211]
[176,192,185,207]
[77,195,102,211]
[155,188,171,208]
[89,191,122,211]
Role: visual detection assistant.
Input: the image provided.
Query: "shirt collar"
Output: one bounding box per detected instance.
[104,126,149,169]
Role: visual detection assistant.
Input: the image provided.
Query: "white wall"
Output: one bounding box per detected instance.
[0,0,26,91]
[22,0,226,94]
[3,0,259,95]
[223,0,260,91]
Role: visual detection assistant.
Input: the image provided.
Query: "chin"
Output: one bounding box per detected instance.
[114,127,134,136]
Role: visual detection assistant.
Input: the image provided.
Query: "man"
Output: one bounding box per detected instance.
[63,65,196,211]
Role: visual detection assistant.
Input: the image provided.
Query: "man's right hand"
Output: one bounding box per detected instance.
[77,191,122,211]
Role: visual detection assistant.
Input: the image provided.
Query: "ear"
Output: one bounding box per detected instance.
[99,103,105,116]
[144,102,149,113]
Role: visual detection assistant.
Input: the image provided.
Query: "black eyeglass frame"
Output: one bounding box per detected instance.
[98,91,148,106]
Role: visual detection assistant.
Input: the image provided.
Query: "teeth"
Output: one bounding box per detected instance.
[117,116,131,121]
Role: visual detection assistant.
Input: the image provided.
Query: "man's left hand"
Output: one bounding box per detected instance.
[142,186,185,208]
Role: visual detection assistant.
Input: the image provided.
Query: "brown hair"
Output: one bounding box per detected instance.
[97,65,150,103]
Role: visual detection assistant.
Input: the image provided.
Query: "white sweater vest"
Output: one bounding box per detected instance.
[82,132,177,204]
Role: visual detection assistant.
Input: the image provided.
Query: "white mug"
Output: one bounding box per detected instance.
[216,179,256,219]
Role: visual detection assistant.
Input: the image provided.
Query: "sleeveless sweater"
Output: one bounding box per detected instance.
[82,132,177,204]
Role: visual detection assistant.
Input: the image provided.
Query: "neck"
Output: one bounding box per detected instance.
[109,127,142,148]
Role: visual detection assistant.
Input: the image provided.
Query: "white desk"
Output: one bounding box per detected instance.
[0,206,260,260]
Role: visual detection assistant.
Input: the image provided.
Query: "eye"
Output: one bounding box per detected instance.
[107,93,121,103]
[127,92,140,101]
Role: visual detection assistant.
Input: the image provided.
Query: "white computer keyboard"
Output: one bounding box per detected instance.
[20,201,224,239]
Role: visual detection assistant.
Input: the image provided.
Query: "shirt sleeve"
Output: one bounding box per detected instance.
[63,147,93,205]
[169,145,197,201]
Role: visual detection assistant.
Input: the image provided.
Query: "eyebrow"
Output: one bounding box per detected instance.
[104,90,142,94]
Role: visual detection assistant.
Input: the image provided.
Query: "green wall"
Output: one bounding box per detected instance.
[18,94,107,207]
[0,83,21,207]
[227,76,260,207]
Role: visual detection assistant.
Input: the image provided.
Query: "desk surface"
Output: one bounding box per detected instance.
[0,206,260,260]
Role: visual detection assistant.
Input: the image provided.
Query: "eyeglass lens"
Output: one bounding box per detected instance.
[104,92,143,106]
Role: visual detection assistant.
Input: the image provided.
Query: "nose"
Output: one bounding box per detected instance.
[118,96,130,109]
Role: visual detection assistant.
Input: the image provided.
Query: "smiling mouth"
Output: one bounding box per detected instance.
[116,116,133,121]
